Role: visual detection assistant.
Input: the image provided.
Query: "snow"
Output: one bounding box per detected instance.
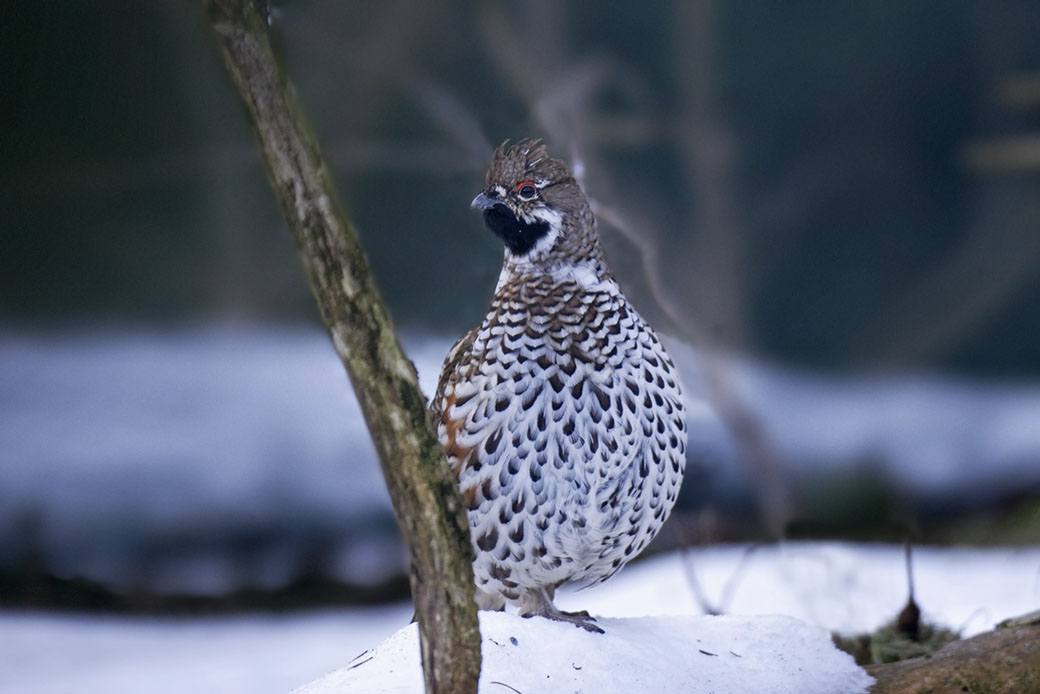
[296,612,873,694]
[5,543,1034,693]
[0,605,412,694]
[556,542,1040,638]
[2,328,1039,595]
[665,339,1040,499]
[0,328,412,591]
[297,542,1038,693]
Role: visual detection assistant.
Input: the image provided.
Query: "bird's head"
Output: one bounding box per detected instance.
[472,139,601,271]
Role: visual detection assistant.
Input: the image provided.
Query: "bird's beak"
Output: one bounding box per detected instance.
[471,192,499,211]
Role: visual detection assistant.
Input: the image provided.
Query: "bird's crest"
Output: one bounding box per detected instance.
[486,138,570,187]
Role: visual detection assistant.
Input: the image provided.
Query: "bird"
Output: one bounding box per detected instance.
[430,139,687,632]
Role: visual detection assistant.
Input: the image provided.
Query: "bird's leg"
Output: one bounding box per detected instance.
[519,587,603,633]
[475,588,506,612]
[543,584,591,619]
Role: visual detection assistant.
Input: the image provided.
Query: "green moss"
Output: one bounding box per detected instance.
[834,618,960,666]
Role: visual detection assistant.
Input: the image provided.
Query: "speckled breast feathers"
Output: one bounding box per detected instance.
[431,140,687,610]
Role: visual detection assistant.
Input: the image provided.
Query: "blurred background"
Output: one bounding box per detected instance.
[2,0,1040,690]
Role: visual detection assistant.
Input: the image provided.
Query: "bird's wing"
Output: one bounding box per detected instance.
[429,326,479,423]
[430,326,490,490]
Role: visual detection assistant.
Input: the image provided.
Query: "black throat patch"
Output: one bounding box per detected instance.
[482,204,551,256]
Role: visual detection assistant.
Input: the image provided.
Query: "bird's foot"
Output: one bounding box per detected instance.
[518,586,604,633]
[559,609,593,620]
[520,603,603,633]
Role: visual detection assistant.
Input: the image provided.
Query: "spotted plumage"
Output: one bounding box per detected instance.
[431,140,686,631]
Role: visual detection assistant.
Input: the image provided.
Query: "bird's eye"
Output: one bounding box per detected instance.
[516,180,538,200]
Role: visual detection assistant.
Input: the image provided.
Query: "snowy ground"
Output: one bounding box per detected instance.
[298,612,874,694]
[3,543,1037,694]
[2,327,1039,594]
[554,542,1040,637]
[0,605,412,694]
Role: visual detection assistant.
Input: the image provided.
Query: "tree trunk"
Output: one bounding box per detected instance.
[206,2,481,692]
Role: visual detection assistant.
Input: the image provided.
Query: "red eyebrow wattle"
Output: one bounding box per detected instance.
[515,179,536,191]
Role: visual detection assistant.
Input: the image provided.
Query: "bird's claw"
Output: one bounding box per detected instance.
[560,609,594,620]
[521,609,604,633]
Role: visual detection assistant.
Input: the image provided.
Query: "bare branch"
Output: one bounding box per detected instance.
[476,0,790,533]
[672,0,750,348]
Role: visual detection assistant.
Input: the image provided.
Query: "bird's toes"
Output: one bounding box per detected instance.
[574,619,605,634]
[520,609,604,633]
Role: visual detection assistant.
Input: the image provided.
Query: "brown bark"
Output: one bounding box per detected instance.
[205,2,481,692]
[867,616,1040,693]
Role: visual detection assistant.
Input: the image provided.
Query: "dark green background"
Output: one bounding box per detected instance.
[4,1,1039,375]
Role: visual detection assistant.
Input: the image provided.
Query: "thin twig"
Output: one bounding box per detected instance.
[673,515,721,615]
[717,543,764,614]
[905,540,916,604]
